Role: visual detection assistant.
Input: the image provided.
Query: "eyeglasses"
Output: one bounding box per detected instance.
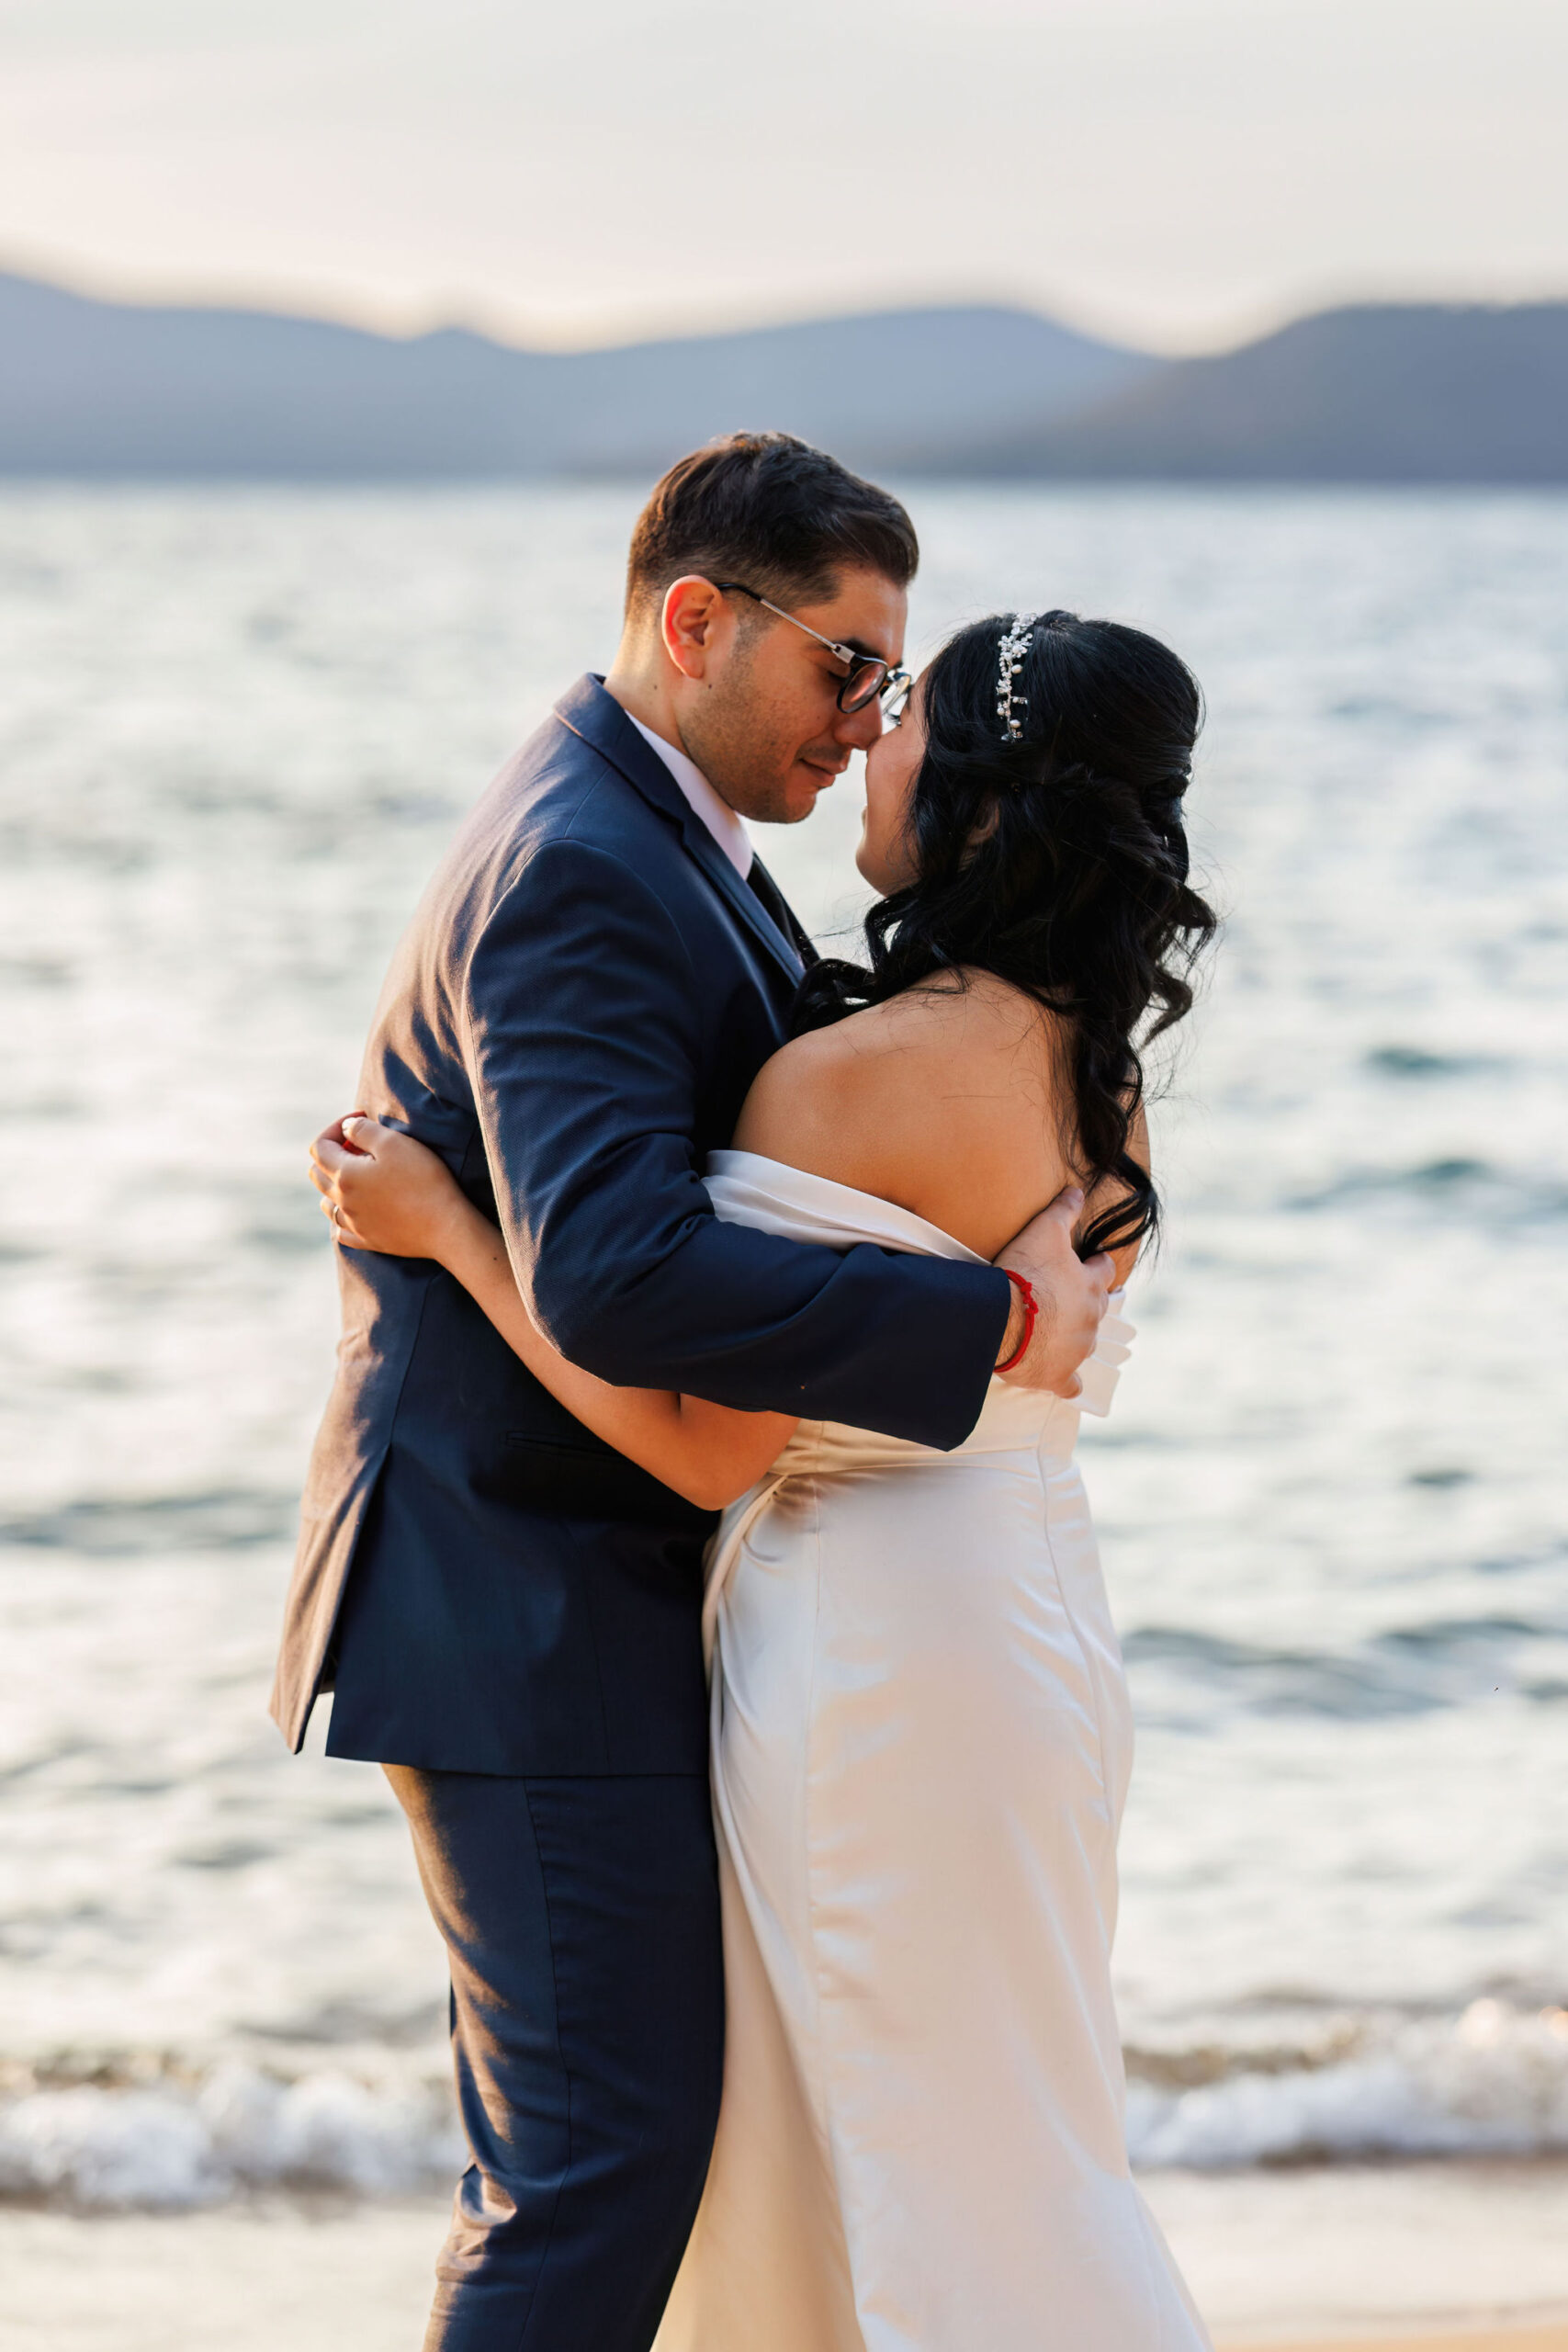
[714,581,911,718]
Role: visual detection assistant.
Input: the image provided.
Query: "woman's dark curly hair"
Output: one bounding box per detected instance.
[792,609,1217,1258]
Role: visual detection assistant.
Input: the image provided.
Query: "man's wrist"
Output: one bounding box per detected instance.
[994,1278,1027,1370]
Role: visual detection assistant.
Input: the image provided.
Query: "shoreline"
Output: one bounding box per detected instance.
[1225,2336,1568,2350]
[4,2162,1567,2351]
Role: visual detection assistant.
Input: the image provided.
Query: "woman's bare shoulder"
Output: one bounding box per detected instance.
[738,974,1033,1119]
[728,1014,886,1169]
[730,972,1077,1253]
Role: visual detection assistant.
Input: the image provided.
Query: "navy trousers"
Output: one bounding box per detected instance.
[386,1767,725,2352]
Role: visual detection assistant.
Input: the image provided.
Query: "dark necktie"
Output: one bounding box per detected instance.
[746,857,816,966]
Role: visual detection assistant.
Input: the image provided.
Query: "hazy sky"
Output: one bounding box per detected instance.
[2,0,1565,351]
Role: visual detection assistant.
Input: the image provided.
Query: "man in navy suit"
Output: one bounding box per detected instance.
[275,434,1111,2350]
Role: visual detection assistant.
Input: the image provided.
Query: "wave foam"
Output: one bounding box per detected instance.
[4,2001,1567,2208]
[1128,1999,1568,2169]
[0,2063,463,2210]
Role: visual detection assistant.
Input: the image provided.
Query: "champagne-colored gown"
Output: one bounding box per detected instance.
[655,1150,1211,2352]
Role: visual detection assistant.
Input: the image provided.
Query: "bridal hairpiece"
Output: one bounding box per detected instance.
[996,613,1039,741]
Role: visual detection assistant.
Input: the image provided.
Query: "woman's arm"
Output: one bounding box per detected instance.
[310,1116,796,1512]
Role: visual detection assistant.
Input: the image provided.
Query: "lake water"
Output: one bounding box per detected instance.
[1,483,1565,2210]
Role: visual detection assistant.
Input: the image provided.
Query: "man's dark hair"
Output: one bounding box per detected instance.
[625,431,919,616]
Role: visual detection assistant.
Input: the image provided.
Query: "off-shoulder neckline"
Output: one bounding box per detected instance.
[705,1148,987,1265]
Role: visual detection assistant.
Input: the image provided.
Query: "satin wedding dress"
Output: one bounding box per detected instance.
[654,1150,1210,2352]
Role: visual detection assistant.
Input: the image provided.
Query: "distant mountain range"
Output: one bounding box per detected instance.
[966,303,1568,483]
[1,269,1563,482]
[0,273,1150,480]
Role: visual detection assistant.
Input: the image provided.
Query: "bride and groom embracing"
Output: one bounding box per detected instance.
[273,432,1218,2350]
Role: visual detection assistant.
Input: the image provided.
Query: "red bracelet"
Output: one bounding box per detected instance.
[995,1271,1038,1374]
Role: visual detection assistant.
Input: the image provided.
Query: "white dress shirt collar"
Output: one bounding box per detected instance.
[626,712,754,880]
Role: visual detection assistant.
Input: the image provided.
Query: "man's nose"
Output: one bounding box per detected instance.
[834,696,886,752]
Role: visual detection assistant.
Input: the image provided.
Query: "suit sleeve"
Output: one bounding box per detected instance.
[462,837,1010,1451]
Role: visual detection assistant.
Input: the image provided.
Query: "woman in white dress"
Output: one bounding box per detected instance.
[314,607,1218,2349]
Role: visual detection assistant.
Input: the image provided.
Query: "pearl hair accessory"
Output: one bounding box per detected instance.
[996,612,1039,741]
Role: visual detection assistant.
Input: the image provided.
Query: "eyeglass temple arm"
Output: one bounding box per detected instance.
[716,579,894,681]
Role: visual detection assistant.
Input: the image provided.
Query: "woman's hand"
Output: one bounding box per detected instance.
[310,1112,796,1510]
[309,1114,469,1262]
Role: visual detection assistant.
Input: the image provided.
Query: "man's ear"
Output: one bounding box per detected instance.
[661,576,728,683]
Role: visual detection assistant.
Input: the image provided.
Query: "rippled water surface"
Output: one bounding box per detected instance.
[2,485,1565,2204]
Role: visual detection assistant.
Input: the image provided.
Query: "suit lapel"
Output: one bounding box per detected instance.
[681,825,808,985]
[554,675,807,987]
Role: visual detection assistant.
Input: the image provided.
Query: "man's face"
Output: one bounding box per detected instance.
[675,568,908,826]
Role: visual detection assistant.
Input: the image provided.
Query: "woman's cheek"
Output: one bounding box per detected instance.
[857,800,888,889]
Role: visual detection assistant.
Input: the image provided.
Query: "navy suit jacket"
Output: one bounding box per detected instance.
[270,676,1010,1774]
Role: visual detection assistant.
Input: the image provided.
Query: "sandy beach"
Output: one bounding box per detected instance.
[1224,2330,1568,2350]
[1235,2338,1568,2351]
[1227,2338,1568,2351]
[5,2164,1567,2350]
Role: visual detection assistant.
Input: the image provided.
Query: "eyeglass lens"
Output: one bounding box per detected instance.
[838,662,889,715]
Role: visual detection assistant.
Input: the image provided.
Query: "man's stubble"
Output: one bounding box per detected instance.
[678,631,823,829]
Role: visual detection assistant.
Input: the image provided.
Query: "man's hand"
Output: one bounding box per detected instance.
[992,1187,1115,1398]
